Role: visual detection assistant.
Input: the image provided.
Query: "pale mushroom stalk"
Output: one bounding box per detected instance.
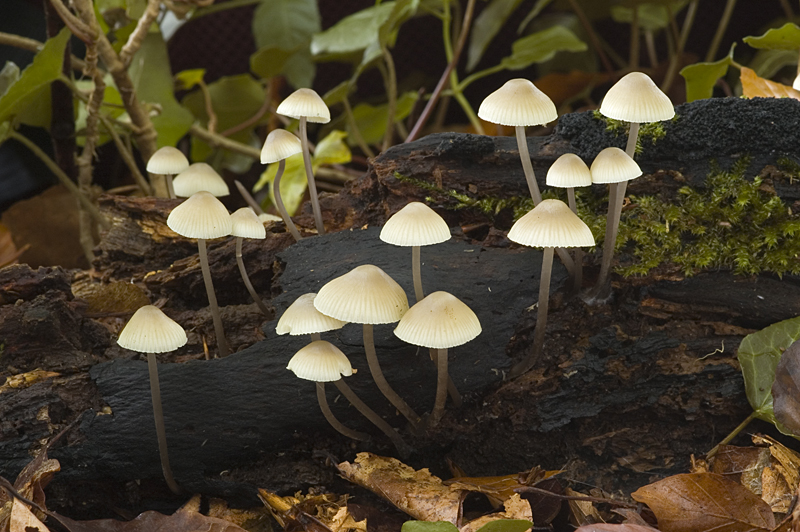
[512,247,554,376]
[166,175,176,199]
[515,125,543,204]
[235,237,270,317]
[363,323,421,429]
[298,118,326,235]
[316,382,370,441]
[411,245,423,302]
[430,348,450,426]
[146,352,180,494]
[235,180,265,215]
[427,348,461,407]
[273,159,303,242]
[197,239,230,357]
[566,188,583,292]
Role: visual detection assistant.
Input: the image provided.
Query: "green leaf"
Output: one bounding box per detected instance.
[174,69,206,91]
[378,0,420,47]
[74,80,125,147]
[0,27,70,126]
[310,2,395,55]
[500,25,587,70]
[401,522,459,532]
[516,0,554,34]
[250,46,295,80]
[610,1,688,32]
[680,43,735,102]
[313,130,351,167]
[128,32,194,149]
[0,122,10,148]
[349,91,419,145]
[749,48,800,80]
[744,22,800,51]
[475,520,533,532]
[323,80,354,107]
[467,0,524,72]
[0,62,20,99]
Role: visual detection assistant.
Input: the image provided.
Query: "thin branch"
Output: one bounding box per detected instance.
[99,114,153,195]
[0,31,89,71]
[190,123,259,159]
[46,0,95,42]
[119,0,160,67]
[198,80,218,134]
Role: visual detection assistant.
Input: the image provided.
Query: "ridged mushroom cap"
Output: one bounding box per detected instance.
[259,213,283,224]
[546,153,592,188]
[167,191,232,239]
[146,146,189,175]
[380,202,451,247]
[478,78,557,127]
[508,199,594,248]
[314,265,409,324]
[599,72,675,123]
[230,207,266,239]
[261,129,303,163]
[173,162,230,197]
[277,293,346,336]
[393,291,481,349]
[287,340,353,382]
[590,147,642,184]
[117,305,187,353]
[276,88,331,124]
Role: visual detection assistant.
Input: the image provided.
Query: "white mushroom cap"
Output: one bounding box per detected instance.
[314,264,409,324]
[166,191,232,239]
[261,129,303,164]
[230,207,267,239]
[146,146,189,175]
[508,199,594,248]
[259,213,283,224]
[117,305,187,353]
[477,78,557,127]
[276,88,331,124]
[287,340,353,382]
[276,293,346,336]
[393,291,481,349]
[379,202,451,247]
[546,154,592,188]
[590,147,642,184]
[599,72,675,123]
[173,163,230,197]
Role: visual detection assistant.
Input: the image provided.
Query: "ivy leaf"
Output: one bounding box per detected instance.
[500,26,587,71]
[250,46,294,80]
[401,522,458,532]
[349,91,419,146]
[744,22,800,51]
[467,0,524,72]
[680,43,735,102]
[310,2,395,56]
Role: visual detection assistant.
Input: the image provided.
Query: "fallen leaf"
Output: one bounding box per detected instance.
[458,495,532,532]
[10,499,49,532]
[771,339,800,436]
[751,434,800,512]
[0,223,27,268]
[258,489,362,532]
[711,445,771,493]
[519,478,562,526]
[740,66,800,100]
[566,488,604,528]
[0,370,61,394]
[445,467,553,509]
[0,438,60,530]
[631,472,775,532]
[575,525,657,532]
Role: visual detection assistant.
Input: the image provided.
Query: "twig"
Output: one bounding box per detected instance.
[99,114,153,195]
[119,0,159,67]
[46,0,95,43]
[198,80,218,134]
[515,486,639,508]
[0,31,89,72]
[190,123,259,159]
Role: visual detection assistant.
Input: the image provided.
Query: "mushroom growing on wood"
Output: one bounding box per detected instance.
[117,305,187,494]
[230,207,269,317]
[260,129,304,242]
[276,293,346,342]
[146,146,189,199]
[173,163,230,198]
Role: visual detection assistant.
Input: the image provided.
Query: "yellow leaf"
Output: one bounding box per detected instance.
[740,66,800,100]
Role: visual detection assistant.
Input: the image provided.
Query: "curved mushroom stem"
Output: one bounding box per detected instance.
[333,379,413,458]
[298,117,326,235]
[625,122,640,159]
[363,323,421,429]
[146,353,181,495]
[235,237,270,317]
[412,246,423,303]
[234,180,265,215]
[426,348,461,406]
[511,247,554,377]
[316,382,370,441]
[166,174,176,199]
[273,160,303,242]
[567,187,583,293]
[197,238,230,357]
[515,125,542,204]
[428,348,449,428]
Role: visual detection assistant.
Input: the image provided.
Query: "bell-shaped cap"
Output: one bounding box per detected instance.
[259,213,283,224]
[287,340,353,382]
[117,305,187,353]
[261,129,303,164]
[173,163,230,197]
[599,72,675,123]
[277,293,346,336]
[590,147,642,184]
[276,88,331,124]
[379,202,450,247]
[508,199,594,248]
[146,146,189,175]
[230,207,266,239]
[478,78,557,127]
[167,191,232,239]
[394,291,481,349]
[546,153,592,188]
[314,265,409,324]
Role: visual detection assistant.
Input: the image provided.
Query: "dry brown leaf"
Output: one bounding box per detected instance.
[10,499,49,532]
[631,472,775,532]
[761,466,792,513]
[0,223,26,268]
[566,488,604,528]
[206,498,272,532]
[575,525,658,532]
[458,494,532,532]
[740,67,800,100]
[0,370,61,394]
[711,445,771,494]
[258,489,362,532]
[0,441,60,531]
[445,467,553,509]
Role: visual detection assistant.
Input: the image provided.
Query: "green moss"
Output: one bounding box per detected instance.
[592,110,671,156]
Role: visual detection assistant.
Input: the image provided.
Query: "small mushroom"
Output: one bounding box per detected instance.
[146,146,189,199]
[173,162,230,198]
[276,292,346,342]
[230,207,269,317]
[260,129,304,242]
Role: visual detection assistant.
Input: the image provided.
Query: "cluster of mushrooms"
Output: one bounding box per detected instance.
[114,72,676,490]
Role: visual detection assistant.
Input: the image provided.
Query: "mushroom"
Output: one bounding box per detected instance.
[260,129,304,242]
[146,146,189,199]
[276,89,331,236]
[393,291,481,427]
[230,207,269,317]
[507,199,594,376]
[276,292,346,342]
[314,264,421,429]
[117,305,187,494]
[166,191,232,357]
[287,340,412,456]
[173,162,230,198]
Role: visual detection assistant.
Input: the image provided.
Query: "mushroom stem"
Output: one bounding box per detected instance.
[511,247,554,377]
[566,187,583,292]
[273,159,303,242]
[333,379,412,458]
[625,122,640,159]
[363,323,421,429]
[146,353,181,495]
[412,245,424,303]
[166,174,176,199]
[298,117,326,235]
[429,348,449,428]
[197,238,230,357]
[514,125,542,204]
[310,332,322,342]
[316,382,370,441]
[234,180,266,215]
[427,348,461,406]
[235,237,270,317]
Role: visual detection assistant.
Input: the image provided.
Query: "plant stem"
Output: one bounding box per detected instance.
[662,0,698,92]
[566,0,614,73]
[273,160,303,242]
[515,126,542,204]
[298,117,326,235]
[706,410,758,459]
[316,382,370,441]
[630,4,640,69]
[119,0,158,67]
[190,124,260,159]
[412,246,423,303]
[428,348,449,428]
[235,237,270,317]
[0,31,88,71]
[343,96,374,157]
[705,0,737,62]
[511,247,554,377]
[380,44,398,153]
[197,238,230,357]
[98,114,152,195]
[146,353,181,494]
